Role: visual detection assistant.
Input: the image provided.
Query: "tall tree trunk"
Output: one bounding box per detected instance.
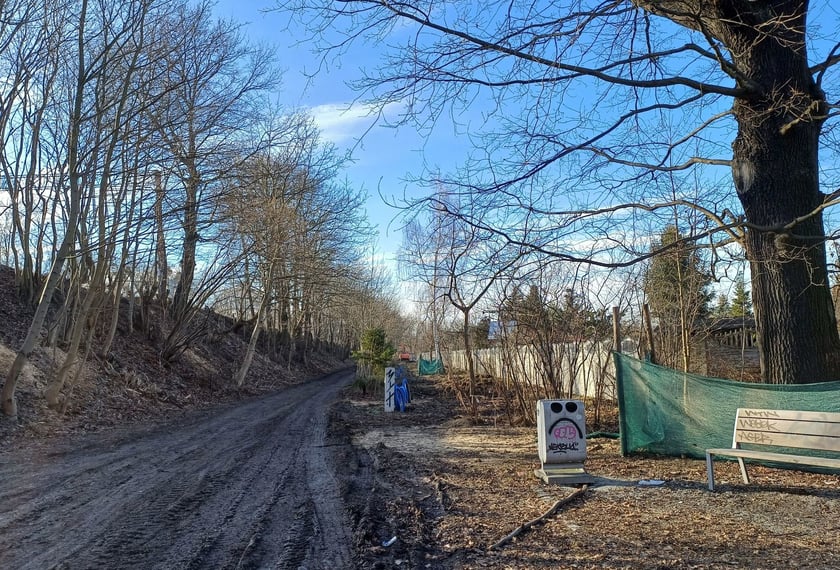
[163,171,198,361]
[172,159,198,322]
[2,245,74,417]
[101,275,124,358]
[236,281,272,387]
[46,278,105,408]
[1,0,89,416]
[728,5,840,382]
[236,262,274,386]
[154,170,168,308]
[460,307,477,419]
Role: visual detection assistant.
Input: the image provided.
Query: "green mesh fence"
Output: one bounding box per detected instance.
[418,358,444,376]
[614,352,840,459]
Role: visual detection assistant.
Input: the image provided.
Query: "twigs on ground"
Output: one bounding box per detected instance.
[489,484,590,550]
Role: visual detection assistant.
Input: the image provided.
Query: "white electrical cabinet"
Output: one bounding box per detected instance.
[534,399,594,485]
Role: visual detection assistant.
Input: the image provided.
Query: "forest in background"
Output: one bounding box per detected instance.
[0,0,408,419]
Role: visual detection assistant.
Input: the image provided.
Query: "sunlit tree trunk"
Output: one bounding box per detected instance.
[154,170,168,308]
[236,262,274,387]
[725,6,840,382]
[2,0,89,417]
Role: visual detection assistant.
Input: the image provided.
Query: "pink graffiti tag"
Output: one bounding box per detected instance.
[552,424,578,441]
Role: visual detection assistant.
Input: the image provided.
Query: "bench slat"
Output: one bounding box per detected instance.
[737,408,840,423]
[734,430,840,452]
[706,408,840,490]
[736,417,840,438]
[706,447,840,469]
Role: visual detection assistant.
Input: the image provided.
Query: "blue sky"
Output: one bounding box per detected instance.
[213,0,463,266]
[209,1,815,301]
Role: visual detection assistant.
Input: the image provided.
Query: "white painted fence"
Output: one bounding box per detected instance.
[445,341,616,400]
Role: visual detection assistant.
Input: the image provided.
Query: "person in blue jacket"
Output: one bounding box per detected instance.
[394,366,410,411]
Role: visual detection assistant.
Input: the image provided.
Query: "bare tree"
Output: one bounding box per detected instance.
[443,233,521,418]
[2,0,91,416]
[281,1,840,383]
[402,193,522,417]
[146,0,280,361]
[220,113,376,383]
[336,259,406,358]
[44,0,164,410]
[0,0,65,302]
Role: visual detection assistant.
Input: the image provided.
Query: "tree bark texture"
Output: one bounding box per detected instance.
[721,1,840,382]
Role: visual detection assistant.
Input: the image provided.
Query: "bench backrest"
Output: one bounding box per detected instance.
[733,408,840,452]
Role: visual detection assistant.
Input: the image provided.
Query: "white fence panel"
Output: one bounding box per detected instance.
[445,341,615,400]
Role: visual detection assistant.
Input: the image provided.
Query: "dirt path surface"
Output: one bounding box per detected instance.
[0,369,358,570]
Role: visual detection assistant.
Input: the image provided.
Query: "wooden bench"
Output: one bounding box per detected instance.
[705,408,840,491]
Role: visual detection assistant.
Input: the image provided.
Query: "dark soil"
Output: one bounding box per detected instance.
[0,369,359,569]
[0,262,360,568]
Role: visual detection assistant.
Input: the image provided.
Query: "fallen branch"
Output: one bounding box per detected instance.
[489,484,590,550]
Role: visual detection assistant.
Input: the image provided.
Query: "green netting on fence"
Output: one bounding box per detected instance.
[418,358,444,375]
[614,352,840,459]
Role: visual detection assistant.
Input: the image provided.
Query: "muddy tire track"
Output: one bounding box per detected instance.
[0,369,356,570]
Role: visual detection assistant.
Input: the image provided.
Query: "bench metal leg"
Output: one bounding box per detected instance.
[738,458,750,484]
[706,451,716,491]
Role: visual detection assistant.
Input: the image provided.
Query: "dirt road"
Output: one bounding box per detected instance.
[0,369,359,570]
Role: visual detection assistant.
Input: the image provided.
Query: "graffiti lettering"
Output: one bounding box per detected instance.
[548,441,580,453]
[738,418,778,431]
[739,431,774,444]
[384,367,396,412]
[548,418,582,441]
[741,409,780,418]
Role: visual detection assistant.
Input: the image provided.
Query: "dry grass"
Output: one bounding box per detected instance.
[339,370,840,569]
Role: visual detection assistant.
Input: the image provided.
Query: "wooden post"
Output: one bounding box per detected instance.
[612,306,621,353]
[642,303,656,364]
[612,305,629,456]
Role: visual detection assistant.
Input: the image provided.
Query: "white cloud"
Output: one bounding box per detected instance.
[309,101,403,145]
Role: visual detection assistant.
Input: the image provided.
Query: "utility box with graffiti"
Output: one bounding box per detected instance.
[384,367,396,412]
[384,366,410,413]
[534,399,594,485]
